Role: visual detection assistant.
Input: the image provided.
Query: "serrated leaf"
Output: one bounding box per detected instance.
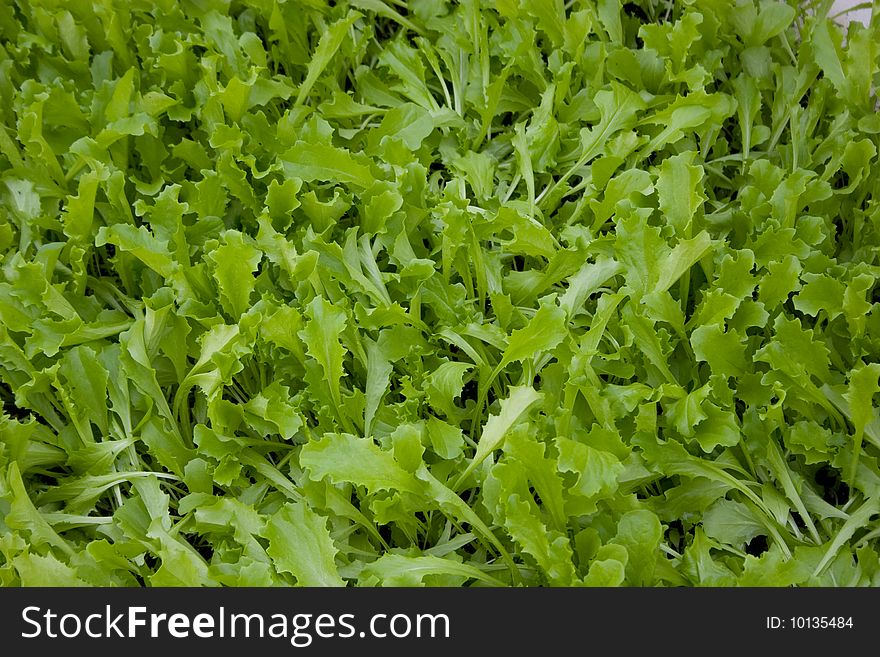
[263,503,345,587]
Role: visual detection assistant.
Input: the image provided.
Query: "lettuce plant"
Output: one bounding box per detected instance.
[1,0,879,586]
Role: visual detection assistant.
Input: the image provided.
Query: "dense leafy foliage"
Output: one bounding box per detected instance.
[1,0,879,587]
